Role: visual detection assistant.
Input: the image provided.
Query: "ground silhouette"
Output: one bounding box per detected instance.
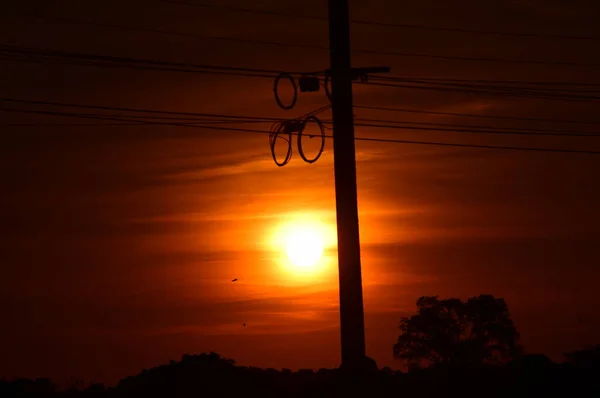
[2,295,599,397]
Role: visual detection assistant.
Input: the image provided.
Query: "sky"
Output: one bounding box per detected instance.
[1,0,600,386]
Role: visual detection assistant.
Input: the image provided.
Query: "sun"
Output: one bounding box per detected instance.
[284,226,325,268]
[268,213,336,278]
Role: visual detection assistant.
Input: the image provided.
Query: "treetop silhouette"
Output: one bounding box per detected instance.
[393,294,522,368]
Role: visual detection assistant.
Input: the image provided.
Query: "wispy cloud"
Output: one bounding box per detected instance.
[162,148,378,183]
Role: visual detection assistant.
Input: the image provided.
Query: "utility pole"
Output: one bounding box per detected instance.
[327,0,367,371]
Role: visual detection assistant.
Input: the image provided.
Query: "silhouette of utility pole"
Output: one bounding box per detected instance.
[327,0,388,371]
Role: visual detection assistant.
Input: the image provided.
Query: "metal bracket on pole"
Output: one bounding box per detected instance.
[298,75,322,92]
[323,66,390,101]
[325,66,390,82]
[351,66,390,82]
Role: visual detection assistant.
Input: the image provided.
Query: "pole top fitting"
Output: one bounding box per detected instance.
[325,66,391,83]
[352,66,391,83]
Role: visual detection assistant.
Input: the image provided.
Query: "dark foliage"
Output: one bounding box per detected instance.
[393,294,522,368]
[2,350,599,398]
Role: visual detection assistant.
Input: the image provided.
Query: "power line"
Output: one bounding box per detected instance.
[162,1,599,41]
[4,112,598,138]
[354,135,600,155]
[5,97,597,138]
[354,49,600,68]
[360,81,600,103]
[0,120,276,127]
[353,119,600,138]
[12,12,595,88]
[160,0,326,21]
[0,109,284,125]
[11,13,600,70]
[371,76,600,93]
[0,51,278,79]
[0,45,303,77]
[0,107,283,136]
[373,75,600,88]
[354,105,600,126]
[3,98,599,139]
[5,46,600,104]
[15,13,325,53]
[2,100,599,155]
[355,122,600,138]
[5,116,597,139]
[0,98,286,121]
[1,122,151,127]
[363,77,600,101]
[4,95,599,138]
[349,19,599,41]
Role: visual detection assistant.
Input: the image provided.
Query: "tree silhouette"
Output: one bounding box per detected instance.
[393,294,522,368]
[564,345,600,369]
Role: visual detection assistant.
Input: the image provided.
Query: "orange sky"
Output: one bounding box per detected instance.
[1,0,600,386]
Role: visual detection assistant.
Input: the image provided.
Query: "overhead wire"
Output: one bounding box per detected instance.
[0,45,312,77]
[0,46,321,110]
[2,4,598,182]
[1,122,163,127]
[302,105,332,118]
[0,97,286,121]
[370,76,600,93]
[357,81,600,103]
[0,120,279,127]
[5,46,600,105]
[0,107,284,136]
[3,102,598,138]
[353,136,600,154]
[0,49,278,78]
[352,118,600,138]
[353,122,600,138]
[370,75,600,88]
[4,115,597,139]
[159,0,327,21]
[13,12,326,53]
[353,105,600,126]
[354,49,600,68]
[161,1,599,41]
[374,76,600,94]
[8,44,600,99]
[2,99,599,155]
[8,12,600,70]
[349,19,598,41]
[3,98,598,139]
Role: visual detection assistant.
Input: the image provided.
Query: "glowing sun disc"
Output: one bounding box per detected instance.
[285,228,324,268]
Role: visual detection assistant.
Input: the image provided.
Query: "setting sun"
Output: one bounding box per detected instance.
[284,226,325,268]
[268,212,337,279]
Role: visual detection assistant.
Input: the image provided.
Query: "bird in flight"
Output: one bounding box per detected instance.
[231,278,238,282]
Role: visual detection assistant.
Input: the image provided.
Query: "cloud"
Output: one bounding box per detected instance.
[1,285,344,341]
[162,146,378,183]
